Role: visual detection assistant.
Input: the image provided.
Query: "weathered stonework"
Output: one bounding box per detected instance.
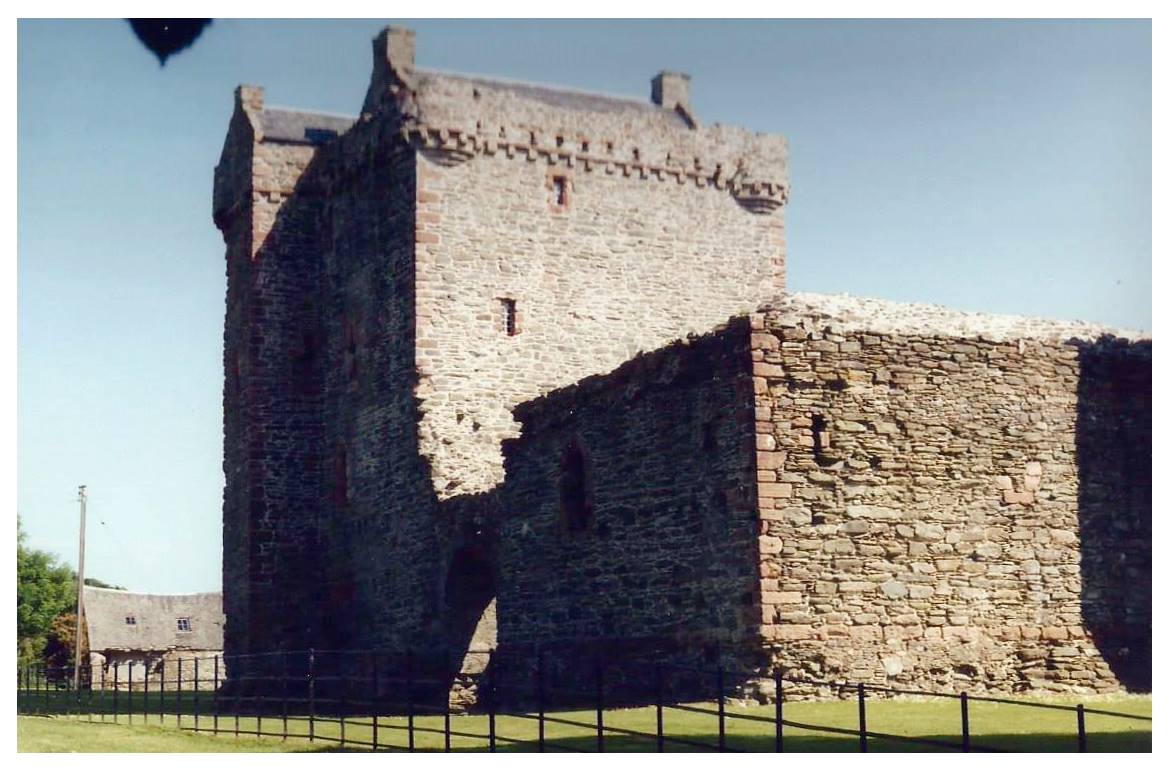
[214,26,787,685]
[213,26,1149,702]
[498,295,1149,697]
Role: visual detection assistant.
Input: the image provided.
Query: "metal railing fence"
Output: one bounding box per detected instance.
[16,649,1151,753]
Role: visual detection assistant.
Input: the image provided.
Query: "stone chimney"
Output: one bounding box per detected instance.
[362,26,417,117]
[652,71,690,112]
[235,84,265,114]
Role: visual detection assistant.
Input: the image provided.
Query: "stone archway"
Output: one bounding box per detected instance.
[443,543,497,709]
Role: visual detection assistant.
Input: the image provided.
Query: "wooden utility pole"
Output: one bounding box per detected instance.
[73,485,87,691]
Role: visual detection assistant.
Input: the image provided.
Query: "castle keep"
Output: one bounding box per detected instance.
[213,27,1150,700]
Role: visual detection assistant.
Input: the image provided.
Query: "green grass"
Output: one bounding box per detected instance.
[18,694,1151,752]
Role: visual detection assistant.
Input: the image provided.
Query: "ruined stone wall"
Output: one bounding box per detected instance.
[498,322,761,666]
[218,28,791,668]
[749,299,1151,695]
[414,134,785,502]
[88,651,223,691]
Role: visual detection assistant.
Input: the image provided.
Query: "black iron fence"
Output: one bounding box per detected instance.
[16,650,1151,753]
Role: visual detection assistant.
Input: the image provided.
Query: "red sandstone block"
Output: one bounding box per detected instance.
[751,332,779,351]
[753,362,784,377]
[756,451,786,470]
[759,535,784,554]
[758,482,792,499]
[771,624,815,641]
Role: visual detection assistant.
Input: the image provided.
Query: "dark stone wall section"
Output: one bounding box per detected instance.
[1075,338,1152,691]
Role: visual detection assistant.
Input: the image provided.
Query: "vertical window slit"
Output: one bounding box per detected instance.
[501,298,518,336]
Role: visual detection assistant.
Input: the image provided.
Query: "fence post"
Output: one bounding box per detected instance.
[213,656,220,736]
[177,658,184,729]
[234,657,242,737]
[159,659,166,725]
[308,649,316,743]
[371,655,379,751]
[1077,703,1087,752]
[138,660,146,725]
[857,683,867,752]
[655,664,664,753]
[406,652,415,752]
[775,669,784,752]
[960,692,970,752]
[717,665,726,752]
[194,659,201,733]
[83,664,91,722]
[536,651,546,753]
[127,661,134,725]
[99,663,106,722]
[282,651,289,742]
[442,652,450,754]
[487,677,496,753]
[595,658,604,753]
[141,656,148,721]
[112,663,119,722]
[340,659,348,750]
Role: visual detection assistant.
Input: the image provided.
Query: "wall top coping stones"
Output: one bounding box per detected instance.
[762,293,1149,344]
[508,287,1148,440]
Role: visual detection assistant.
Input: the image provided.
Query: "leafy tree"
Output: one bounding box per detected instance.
[16,518,123,669]
[17,520,74,668]
[43,611,88,675]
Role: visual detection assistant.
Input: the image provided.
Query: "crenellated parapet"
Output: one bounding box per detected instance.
[356,26,789,214]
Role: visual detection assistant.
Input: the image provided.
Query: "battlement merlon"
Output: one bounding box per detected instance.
[359,26,789,211]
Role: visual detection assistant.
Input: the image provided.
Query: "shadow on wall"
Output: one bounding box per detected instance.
[1075,337,1151,692]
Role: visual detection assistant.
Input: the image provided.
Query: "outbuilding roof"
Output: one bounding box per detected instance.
[82,586,224,652]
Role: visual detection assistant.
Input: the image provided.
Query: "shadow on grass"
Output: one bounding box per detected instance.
[20,693,1151,754]
[305,730,1151,753]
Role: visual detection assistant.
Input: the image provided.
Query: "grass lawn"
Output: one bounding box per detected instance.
[18,694,1151,752]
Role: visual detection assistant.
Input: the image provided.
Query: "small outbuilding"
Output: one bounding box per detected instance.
[82,586,224,689]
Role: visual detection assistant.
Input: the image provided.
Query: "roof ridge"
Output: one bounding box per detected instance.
[262,104,358,120]
[84,586,223,598]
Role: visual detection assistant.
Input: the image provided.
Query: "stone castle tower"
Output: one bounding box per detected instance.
[213,26,789,662]
[214,26,1149,698]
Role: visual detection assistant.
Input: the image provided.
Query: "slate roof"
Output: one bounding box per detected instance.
[83,587,224,652]
[260,107,355,145]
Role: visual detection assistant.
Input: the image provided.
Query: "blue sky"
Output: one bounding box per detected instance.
[17,19,1151,593]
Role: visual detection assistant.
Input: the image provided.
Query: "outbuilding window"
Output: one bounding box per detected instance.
[125,616,136,626]
[176,618,191,632]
